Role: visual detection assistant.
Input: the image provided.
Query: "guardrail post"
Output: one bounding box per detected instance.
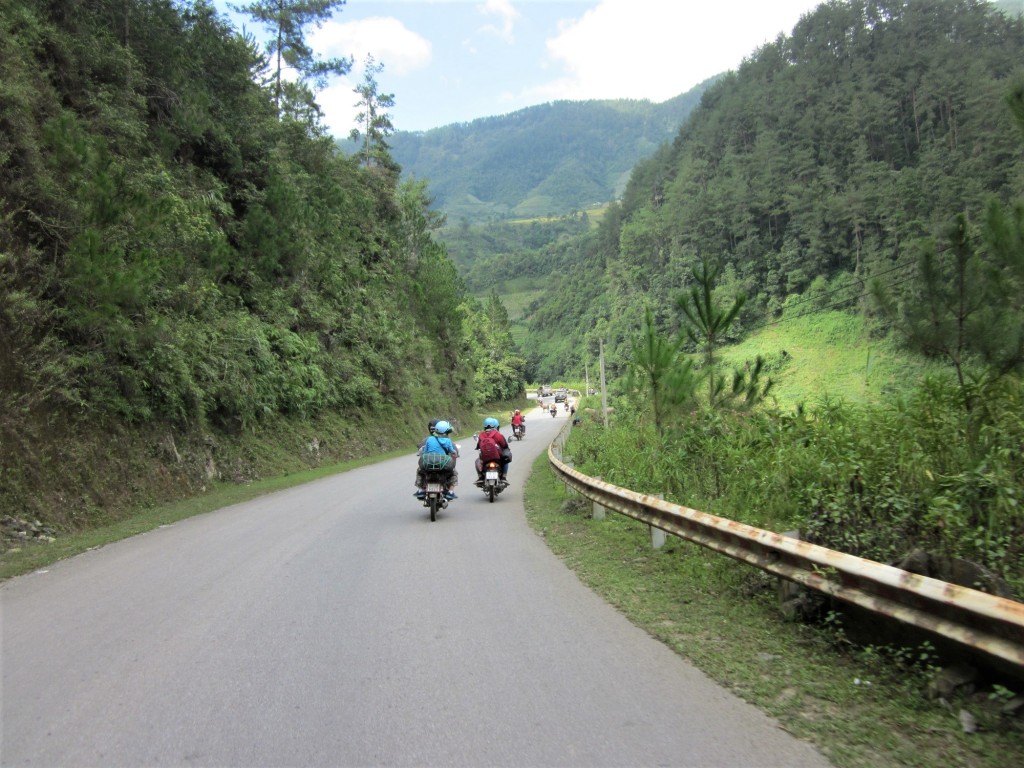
[592,477,606,520]
[777,530,805,617]
[650,494,666,549]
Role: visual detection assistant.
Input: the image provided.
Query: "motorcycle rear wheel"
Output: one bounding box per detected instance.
[429,496,438,521]
[488,486,496,503]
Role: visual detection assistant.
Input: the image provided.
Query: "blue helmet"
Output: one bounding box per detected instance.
[483,417,499,429]
[435,420,453,435]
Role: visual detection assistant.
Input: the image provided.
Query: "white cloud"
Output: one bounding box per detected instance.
[534,0,816,103]
[311,17,432,76]
[476,0,520,44]
[309,17,432,136]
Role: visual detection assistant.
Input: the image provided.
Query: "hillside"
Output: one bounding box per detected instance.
[513,0,1024,383]
[383,82,718,222]
[0,0,524,535]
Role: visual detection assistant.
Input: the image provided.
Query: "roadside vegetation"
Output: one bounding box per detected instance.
[523,156,1024,762]
[524,451,1024,768]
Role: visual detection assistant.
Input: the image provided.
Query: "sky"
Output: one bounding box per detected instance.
[215,0,825,136]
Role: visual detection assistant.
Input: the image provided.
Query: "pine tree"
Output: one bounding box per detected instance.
[232,0,352,116]
[350,55,397,173]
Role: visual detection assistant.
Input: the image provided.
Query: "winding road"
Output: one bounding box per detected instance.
[2,404,830,767]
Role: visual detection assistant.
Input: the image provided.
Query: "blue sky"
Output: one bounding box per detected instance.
[215,0,825,136]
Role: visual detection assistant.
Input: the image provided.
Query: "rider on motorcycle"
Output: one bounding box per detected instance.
[511,409,525,437]
[475,417,510,482]
[415,419,459,500]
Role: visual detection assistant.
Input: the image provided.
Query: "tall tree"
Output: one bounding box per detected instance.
[873,216,989,411]
[232,0,352,116]
[677,257,746,403]
[350,54,397,172]
[627,308,698,438]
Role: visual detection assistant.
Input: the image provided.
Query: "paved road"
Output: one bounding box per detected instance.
[2,405,830,767]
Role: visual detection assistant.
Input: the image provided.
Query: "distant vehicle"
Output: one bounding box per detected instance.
[538,385,553,397]
[554,392,567,403]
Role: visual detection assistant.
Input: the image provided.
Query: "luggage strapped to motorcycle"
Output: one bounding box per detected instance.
[419,435,453,471]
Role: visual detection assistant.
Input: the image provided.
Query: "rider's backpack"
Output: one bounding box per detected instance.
[477,430,502,461]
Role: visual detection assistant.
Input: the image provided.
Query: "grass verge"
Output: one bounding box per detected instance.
[523,451,1024,768]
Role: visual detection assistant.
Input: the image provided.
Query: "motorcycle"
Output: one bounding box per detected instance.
[549,405,557,418]
[419,470,450,521]
[476,459,508,503]
[512,423,524,441]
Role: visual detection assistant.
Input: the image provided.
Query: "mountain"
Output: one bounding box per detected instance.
[384,79,720,222]
[514,0,1024,382]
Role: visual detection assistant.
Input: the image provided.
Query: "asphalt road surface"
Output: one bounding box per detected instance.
[2,404,830,767]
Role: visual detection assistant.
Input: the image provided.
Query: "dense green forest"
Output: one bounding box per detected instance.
[438,213,592,293]
[378,84,718,223]
[495,0,1024,382]
[0,0,524,532]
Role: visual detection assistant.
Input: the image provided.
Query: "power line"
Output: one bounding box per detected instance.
[750,269,921,331]
[766,256,916,315]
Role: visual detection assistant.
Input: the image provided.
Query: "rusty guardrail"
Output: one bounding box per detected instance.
[547,423,1024,674]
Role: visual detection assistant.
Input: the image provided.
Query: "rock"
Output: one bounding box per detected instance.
[559,497,590,516]
[1,515,59,545]
[895,548,1015,598]
[160,434,182,463]
[929,663,978,699]
[1002,696,1024,717]
[778,580,826,622]
[958,709,978,734]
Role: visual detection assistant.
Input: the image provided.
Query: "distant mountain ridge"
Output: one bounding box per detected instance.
[385,77,721,221]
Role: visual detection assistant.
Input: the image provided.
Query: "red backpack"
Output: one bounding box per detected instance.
[477,430,502,461]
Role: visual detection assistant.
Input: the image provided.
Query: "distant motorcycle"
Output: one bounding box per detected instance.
[512,423,524,440]
[549,405,557,417]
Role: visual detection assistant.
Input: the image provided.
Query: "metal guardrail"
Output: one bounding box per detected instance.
[547,424,1024,674]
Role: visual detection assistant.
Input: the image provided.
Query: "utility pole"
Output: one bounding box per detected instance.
[584,362,590,396]
[599,339,608,428]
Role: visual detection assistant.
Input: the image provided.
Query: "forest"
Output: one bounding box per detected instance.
[0,0,524,531]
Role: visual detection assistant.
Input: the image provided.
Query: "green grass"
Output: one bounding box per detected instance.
[500,287,546,321]
[719,311,948,410]
[523,451,1024,768]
